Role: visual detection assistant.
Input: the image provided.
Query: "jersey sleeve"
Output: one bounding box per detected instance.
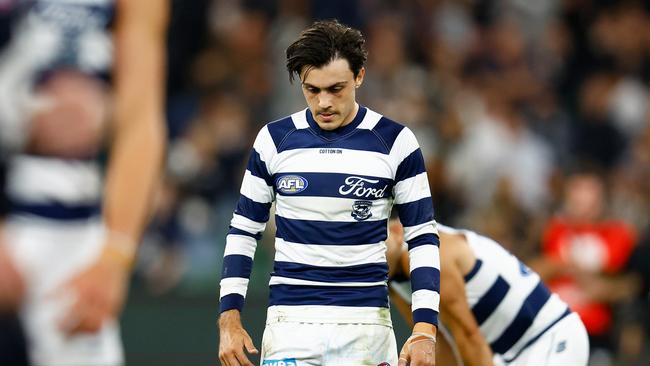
[392,127,440,326]
[218,125,276,313]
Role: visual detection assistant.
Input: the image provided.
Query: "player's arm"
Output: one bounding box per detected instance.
[391,128,438,366]
[58,0,168,336]
[388,225,462,366]
[218,126,276,366]
[439,236,493,366]
[103,0,168,264]
[526,256,567,282]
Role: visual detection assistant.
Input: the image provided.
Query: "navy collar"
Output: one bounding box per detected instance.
[305,105,367,140]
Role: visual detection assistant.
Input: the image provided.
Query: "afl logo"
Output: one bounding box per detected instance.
[276,175,308,194]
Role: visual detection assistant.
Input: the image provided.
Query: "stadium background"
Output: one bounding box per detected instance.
[119,1,650,365]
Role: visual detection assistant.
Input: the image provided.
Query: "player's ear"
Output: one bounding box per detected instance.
[355,67,365,88]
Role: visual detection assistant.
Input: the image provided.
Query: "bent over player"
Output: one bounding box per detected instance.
[387,221,589,366]
[218,20,440,366]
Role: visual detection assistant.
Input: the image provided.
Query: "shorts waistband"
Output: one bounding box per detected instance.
[266,305,393,327]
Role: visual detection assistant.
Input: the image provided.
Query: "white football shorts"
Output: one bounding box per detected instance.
[3,216,124,366]
[261,306,398,366]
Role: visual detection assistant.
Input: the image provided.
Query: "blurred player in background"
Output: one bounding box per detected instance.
[531,169,637,363]
[387,220,589,366]
[0,0,167,365]
[218,20,439,366]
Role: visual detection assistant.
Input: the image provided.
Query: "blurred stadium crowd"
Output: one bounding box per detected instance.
[130,0,650,365]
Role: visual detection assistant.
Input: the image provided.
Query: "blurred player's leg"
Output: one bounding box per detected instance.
[4,219,123,366]
[3,70,121,365]
[0,312,28,366]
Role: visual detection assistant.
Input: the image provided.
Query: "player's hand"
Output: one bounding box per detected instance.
[0,245,24,312]
[55,241,132,335]
[399,332,436,366]
[218,310,258,366]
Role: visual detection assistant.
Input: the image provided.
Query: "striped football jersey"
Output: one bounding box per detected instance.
[439,225,571,362]
[219,106,441,326]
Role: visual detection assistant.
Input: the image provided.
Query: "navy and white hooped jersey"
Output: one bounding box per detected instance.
[219,106,441,326]
[5,0,114,77]
[0,0,113,219]
[439,225,571,362]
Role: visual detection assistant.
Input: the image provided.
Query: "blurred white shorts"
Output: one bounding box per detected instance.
[498,312,589,366]
[261,306,398,366]
[3,216,124,366]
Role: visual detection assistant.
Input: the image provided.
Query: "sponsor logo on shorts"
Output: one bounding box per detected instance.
[377,362,391,366]
[556,340,566,353]
[276,175,308,194]
[351,200,373,221]
[262,358,297,366]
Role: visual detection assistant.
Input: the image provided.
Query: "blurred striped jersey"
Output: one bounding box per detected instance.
[441,225,571,362]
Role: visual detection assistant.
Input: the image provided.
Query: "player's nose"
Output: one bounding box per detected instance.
[317,93,333,109]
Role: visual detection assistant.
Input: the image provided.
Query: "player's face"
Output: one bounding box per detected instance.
[300,58,365,131]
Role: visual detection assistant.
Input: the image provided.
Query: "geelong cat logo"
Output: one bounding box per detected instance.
[276,175,308,194]
[351,200,373,221]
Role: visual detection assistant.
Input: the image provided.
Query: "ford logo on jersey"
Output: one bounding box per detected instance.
[339,176,388,199]
[276,175,308,194]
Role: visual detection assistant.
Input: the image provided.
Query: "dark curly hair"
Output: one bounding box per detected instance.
[286,19,368,83]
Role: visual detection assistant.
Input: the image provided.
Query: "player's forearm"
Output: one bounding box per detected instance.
[103,119,165,233]
[408,236,441,326]
[103,0,167,262]
[219,308,244,329]
[526,257,564,281]
[218,222,260,313]
[455,332,493,366]
[447,312,492,366]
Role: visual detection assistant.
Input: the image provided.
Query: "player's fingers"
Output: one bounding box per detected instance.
[218,354,229,366]
[234,349,254,366]
[75,304,105,334]
[220,342,248,366]
[71,316,103,335]
[61,295,102,335]
[408,339,435,366]
[59,304,83,334]
[220,352,237,366]
[399,343,410,366]
[243,334,258,354]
